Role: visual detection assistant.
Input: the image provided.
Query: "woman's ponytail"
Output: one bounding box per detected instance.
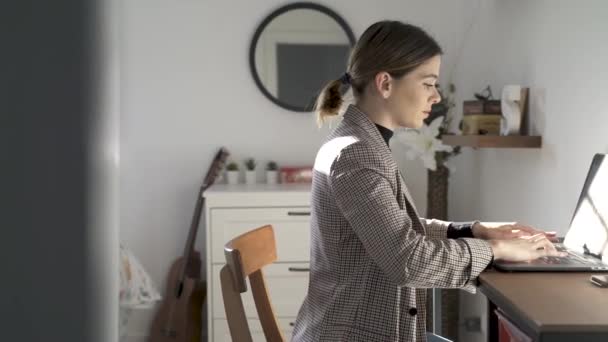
[315,73,351,127]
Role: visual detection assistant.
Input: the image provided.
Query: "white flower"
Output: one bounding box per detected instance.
[396,116,453,171]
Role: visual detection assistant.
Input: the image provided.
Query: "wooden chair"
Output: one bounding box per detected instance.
[220,224,285,342]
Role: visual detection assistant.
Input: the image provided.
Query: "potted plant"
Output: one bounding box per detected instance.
[244,158,257,185]
[265,161,279,184]
[225,161,240,185]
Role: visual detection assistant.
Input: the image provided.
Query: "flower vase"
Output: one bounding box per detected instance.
[426,164,449,220]
[426,164,459,341]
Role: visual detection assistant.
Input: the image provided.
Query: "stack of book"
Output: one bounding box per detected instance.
[279,166,313,183]
[462,100,502,135]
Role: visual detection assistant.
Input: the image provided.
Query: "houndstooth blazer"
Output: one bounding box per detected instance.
[291,105,494,342]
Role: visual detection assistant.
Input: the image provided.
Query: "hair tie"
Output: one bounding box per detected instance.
[340,72,352,85]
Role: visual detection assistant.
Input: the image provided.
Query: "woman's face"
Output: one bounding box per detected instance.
[385,55,442,129]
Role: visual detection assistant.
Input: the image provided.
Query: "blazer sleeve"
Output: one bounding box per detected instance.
[329,146,493,292]
[420,219,450,239]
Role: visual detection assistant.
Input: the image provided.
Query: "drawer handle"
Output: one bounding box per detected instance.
[289,322,295,327]
[287,211,311,216]
[288,267,310,272]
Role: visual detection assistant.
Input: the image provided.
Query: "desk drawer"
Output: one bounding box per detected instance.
[496,310,532,342]
[213,317,296,342]
[210,207,311,263]
[212,262,310,319]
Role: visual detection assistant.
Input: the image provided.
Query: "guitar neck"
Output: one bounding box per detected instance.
[182,186,205,259]
[175,148,228,288]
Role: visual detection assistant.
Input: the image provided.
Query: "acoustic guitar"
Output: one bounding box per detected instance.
[149,147,230,342]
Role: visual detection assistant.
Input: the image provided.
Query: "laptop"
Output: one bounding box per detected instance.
[494,153,608,272]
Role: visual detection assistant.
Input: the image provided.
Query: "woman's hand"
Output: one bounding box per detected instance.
[489,234,567,262]
[473,221,558,242]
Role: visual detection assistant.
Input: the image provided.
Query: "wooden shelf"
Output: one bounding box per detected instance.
[442,135,542,148]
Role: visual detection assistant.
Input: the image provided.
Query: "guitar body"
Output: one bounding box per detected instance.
[149,252,205,342]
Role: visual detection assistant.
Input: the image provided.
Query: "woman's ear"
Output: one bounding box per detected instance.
[374,72,393,99]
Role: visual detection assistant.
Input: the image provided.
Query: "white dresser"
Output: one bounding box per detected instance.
[203,183,312,341]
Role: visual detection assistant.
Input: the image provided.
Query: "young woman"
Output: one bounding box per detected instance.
[291,21,564,342]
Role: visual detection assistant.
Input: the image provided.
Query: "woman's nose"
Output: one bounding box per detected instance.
[431,88,441,104]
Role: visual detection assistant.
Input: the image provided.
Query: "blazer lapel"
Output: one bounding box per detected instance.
[342,105,398,172]
[342,105,426,234]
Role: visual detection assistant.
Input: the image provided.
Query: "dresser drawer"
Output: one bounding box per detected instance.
[212,262,310,319]
[213,317,296,342]
[210,207,311,263]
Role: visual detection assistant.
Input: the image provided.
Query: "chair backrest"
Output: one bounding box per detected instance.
[220,224,284,342]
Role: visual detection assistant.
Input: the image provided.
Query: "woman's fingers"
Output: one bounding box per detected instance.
[545,232,560,242]
[512,229,530,238]
[532,237,568,257]
[516,224,539,235]
[529,233,546,243]
[514,223,559,241]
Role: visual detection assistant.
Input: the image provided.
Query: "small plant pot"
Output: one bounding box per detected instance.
[245,170,257,185]
[266,170,279,184]
[226,171,240,185]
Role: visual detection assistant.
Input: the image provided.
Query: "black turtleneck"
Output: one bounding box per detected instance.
[374,123,475,240]
[375,123,393,147]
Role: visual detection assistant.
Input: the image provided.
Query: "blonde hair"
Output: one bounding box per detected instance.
[315,20,443,126]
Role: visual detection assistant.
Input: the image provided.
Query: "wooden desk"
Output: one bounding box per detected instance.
[479,271,608,341]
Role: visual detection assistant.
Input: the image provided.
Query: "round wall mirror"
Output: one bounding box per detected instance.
[249,2,356,112]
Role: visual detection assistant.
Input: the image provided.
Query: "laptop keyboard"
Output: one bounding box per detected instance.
[521,243,608,268]
[537,248,602,265]
[537,255,579,264]
[554,244,567,252]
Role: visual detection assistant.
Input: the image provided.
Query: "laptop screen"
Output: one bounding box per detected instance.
[564,154,608,263]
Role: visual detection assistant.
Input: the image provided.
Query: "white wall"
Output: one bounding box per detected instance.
[120,0,480,339]
[451,1,608,341]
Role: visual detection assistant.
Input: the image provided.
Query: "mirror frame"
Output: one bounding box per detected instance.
[249,2,356,112]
